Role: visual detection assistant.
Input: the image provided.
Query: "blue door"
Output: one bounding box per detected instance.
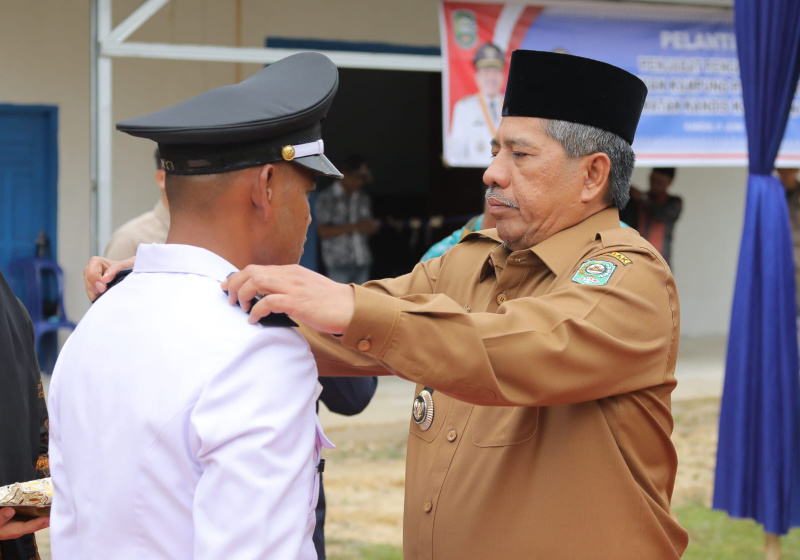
[0,105,58,277]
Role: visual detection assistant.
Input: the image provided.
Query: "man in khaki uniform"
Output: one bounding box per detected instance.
[104,149,170,260]
[89,50,688,558]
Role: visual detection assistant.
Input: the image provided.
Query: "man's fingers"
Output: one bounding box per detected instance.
[0,508,49,539]
[249,294,292,323]
[17,515,50,534]
[235,277,271,312]
[226,267,293,310]
[100,256,135,282]
[84,256,135,302]
[223,266,265,306]
[0,507,14,523]
[84,257,110,302]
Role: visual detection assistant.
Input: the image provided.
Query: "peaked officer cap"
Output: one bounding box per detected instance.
[473,43,505,69]
[501,50,647,145]
[116,52,342,178]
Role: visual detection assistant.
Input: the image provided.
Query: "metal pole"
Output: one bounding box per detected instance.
[765,532,781,560]
[96,0,113,254]
[89,0,99,256]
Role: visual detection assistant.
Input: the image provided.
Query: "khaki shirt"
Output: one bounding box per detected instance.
[104,199,170,260]
[303,207,688,559]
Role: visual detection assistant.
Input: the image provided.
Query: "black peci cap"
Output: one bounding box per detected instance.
[501,50,647,145]
[116,52,342,178]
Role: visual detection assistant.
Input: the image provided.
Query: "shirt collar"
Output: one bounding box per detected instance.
[133,244,237,283]
[459,229,505,281]
[153,199,170,228]
[532,207,621,275]
[462,207,620,279]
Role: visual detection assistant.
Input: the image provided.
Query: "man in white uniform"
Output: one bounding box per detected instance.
[48,52,341,559]
[446,43,506,167]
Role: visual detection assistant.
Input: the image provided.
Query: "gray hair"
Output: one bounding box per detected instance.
[543,119,635,210]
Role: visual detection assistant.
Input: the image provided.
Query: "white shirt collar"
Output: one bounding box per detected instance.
[133,243,237,283]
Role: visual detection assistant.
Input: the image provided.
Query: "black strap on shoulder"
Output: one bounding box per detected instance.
[226,292,298,328]
[92,268,134,303]
[255,306,298,328]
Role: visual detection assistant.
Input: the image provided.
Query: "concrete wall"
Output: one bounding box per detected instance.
[1,0,748,339]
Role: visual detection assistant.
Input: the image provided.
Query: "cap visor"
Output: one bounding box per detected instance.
[295,153,343,178]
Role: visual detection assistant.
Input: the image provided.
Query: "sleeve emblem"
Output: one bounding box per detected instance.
[604,251,632,266]
[572,260,617,286]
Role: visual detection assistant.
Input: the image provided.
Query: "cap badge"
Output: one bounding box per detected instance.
[412,389,435,431]
[282,145,296,161]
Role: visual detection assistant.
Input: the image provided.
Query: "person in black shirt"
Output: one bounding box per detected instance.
[0,269,50,559]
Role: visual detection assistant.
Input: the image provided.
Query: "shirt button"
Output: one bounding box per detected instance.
[446,430,457,442]
[357,339,371,353]
[496,294,507,305]
[423,500,433,513]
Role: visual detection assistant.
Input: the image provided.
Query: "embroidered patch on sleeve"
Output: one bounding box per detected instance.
[572,260,617,286]
[604,251,632,266]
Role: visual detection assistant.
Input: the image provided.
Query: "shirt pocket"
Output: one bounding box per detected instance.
[470,405,539,448]
[408,384,452,443]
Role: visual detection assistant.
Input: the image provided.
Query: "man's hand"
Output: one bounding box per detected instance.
[83,256,135,302]
[0,508,49,540]
[222,265,356,334]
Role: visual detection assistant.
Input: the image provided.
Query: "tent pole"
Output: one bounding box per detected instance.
[765,532,781,560]
[96,0,113,253]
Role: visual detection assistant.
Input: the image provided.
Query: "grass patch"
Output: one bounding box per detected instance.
[327,504,800,559]
[678,502,800,559]
[326,540,403,560]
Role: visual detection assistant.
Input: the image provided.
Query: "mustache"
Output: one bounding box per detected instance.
[485,188,519,210]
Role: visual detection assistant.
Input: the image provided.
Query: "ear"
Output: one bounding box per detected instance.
[580,152,611,204]
[251,163,276,221]
[155,169,166,190]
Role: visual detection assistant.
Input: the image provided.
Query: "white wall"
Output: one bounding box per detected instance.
[630,166,748,337]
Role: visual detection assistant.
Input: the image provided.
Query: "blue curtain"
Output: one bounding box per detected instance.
[713,0,800,536]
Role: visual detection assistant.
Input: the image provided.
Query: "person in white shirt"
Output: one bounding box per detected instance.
[446,43,506,167]
[48,52,342,560]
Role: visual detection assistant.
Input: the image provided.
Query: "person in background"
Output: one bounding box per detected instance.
[0,269,50,558]
[316,156,379,284]
[446,43,506,166]
[777,167,800,314]
[313,377,377,559]
[628,167,682,266]
[104,148,170,260]
[420,199,496,262]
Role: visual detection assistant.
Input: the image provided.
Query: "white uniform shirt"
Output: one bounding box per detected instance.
[48,244,331,560]
[446,93,503,167]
